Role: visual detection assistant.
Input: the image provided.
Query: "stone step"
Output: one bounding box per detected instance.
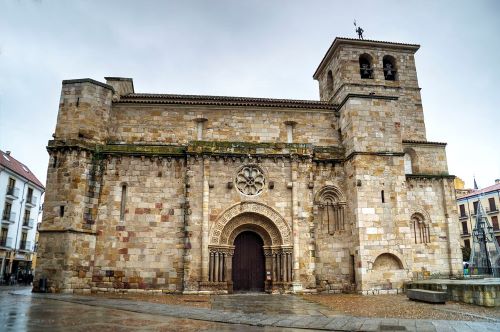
[407,289,447,304]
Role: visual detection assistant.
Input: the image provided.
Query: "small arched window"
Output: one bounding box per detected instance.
[383,55,397,81]
[404,153,413,174]
[326,70,333,92]
[315,186,346,235]
[412,213,430,244]
[403,148,417,174]
[359,54,373,79]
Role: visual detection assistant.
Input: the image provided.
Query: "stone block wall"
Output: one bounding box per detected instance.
[108,104,339,146]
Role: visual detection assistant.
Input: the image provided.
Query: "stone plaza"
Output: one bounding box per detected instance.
[35,37,462,295]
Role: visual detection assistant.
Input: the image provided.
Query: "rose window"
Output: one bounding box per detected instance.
[236,165,266,195]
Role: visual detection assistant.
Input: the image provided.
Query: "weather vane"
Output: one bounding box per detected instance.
[353,20,364,39]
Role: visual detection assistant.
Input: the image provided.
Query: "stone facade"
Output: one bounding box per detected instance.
[35,38,462,294]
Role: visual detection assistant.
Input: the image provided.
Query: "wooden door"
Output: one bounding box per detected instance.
[232,231,265,292]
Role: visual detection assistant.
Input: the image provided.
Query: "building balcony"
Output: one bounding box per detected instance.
[25,196,37,207]
[1,212,16,224]
[5,187,20,200]
[459,214,468,220]
[22,218,35,229]
[0,237,13,248]
[461,232,471,237]
[486,208,498,215]
[19,240,31,252]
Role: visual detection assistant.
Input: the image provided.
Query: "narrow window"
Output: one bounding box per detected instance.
[326,70,333,92]
[286,124,293,143]
[27,188,34,203]
[381,190,385,203]
[461,221,468,234]
[459,204,466,218]
[473,201,479,215]
[359,54,373,79]
[464,239,470,248]
[383,55,397,80]
[492,216,499,231]
[120,184,127,222]
[8,178,15,192]
[23,209,30,226]
[0,227,8,247]
[350,254,356,284]
[2,202,12,220]
[59,205,65,217]
[21,231,28,250]
[488,197,496,212]
[53,155,58,168]
[412,213,430,244]
[197,121,204,140]
[404,153,413,174]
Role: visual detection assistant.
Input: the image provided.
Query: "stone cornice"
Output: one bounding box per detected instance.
[46,140,345,160]
[38,228,97,235]
[62,78,115,92]
[337,93,399,111]
[406,174,455,180]
[344,151,405,162]
[402,140,447,146]
[117,93,336,110]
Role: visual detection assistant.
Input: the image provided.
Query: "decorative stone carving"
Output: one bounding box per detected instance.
[235,165,265,196]
[209,202,291,246]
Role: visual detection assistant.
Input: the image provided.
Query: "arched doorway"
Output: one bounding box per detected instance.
[232,231,265,292]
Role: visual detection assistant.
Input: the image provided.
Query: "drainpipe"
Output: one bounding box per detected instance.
[9,179,27,274]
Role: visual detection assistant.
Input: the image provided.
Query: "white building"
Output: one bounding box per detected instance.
[0,150,45,279]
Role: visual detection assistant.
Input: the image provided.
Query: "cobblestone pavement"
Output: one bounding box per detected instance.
[3,286,500,331]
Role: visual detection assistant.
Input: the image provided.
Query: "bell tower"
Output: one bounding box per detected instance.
[313,38,425,141]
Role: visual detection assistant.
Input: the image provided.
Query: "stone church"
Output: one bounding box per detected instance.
[36,38,462,294]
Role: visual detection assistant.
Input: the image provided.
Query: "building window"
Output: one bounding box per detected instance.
[20,231,28,250]
[461,221,469,235]
[459,204,466,218]
[496,236,500,246]
[359,54,373,79]
[120,184,127,222]
[195,118,207,140]
[326,70,333,92]
[2,202,12,220]
[0,227,8,247]
[315,186,346,235]
[464,239,470,248]
[492,216,499,231]
[284,121,296,144]
[23,209,30,226]
[381,190,385,203]
[59,205,65,217]
[488,197,497,212]
[27,188,34,204]
[404,153,413,174]
[7,178,16,195]
[383,55,397,80]
[473,201,479,215]
[412,213,430,244]
[52,155,58,168]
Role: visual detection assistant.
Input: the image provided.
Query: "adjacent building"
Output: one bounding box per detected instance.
[0,150,45,279]
[457,180,500,249]
[35,37,462,294]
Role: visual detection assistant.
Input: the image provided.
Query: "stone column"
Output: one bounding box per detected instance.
[201,157,210,282]
[214,252,219,282]
[290,158,302,290]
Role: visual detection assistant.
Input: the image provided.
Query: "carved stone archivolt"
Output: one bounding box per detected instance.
[235,164,266,196]
[209,202,291,246]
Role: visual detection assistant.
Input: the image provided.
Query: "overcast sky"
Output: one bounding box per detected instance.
[0,0,499,190]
